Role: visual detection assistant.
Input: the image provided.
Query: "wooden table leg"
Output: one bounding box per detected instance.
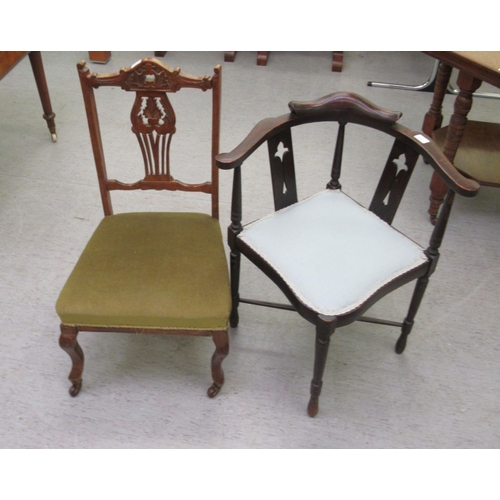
[332,51,343,72]
[422,62,452,135]
[257,52,270,66]
[28,51,57,142]
[427,70,482,223]
[88,51,111,63]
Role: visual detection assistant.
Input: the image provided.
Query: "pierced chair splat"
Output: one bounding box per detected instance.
[56,59,231,399]
[216,92,480,417]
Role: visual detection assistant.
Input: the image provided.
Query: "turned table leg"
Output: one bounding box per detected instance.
[88,51,111,63]
[257,52,270,66]
[331,51,343,72]
[28,51,57,142]
[422,62,452,135]
[427,70,482,223]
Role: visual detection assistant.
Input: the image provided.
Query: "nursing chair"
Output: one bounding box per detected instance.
[56,59,231,398]
[216,92,480,417]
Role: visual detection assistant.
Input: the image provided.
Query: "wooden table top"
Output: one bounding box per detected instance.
[0,51,28,80]
[424,51,500,89]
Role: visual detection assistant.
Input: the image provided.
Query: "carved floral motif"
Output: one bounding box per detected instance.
[131,92,175,135]
[130,92,176,179]
[123,61,179,91]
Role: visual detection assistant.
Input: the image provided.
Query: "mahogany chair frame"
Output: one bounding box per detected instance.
[216,92,480,417]
[58,59,229,398]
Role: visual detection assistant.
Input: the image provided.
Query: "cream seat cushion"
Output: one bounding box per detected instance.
[56,212,231,330]
[238,190,427,316]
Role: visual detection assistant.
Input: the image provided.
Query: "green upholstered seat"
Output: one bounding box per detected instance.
[58,60,229,399]
[56,212,231,330]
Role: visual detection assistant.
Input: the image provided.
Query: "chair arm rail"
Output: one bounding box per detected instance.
[289,92,402,124]
[392,123,480,197]
[216,91,480,198]
[216,114,295,169]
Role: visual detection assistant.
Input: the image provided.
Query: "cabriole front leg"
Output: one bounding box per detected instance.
[207,330,229,398]
[59,324,84,396]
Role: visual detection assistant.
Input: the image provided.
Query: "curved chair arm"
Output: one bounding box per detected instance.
[216,92,480,198]
[215,92,400,170]
[392,123,480,198]
[290,93,479,198]
[216,114,295,169]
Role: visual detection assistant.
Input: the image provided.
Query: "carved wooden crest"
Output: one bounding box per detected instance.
[78,58,214,93]
[122,60,211,92]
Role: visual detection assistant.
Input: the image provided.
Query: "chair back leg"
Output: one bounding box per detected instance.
[229,250,241,328]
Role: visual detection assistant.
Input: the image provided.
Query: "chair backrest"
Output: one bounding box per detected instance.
[263,93,477,220]
[217,92,480,268]
[77,58,222,219]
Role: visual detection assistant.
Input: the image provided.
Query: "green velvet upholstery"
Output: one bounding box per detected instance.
[56,212,231,330]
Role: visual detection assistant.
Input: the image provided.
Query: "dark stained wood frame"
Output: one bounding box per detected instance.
[59,58,228,399]
[216,92,479,417]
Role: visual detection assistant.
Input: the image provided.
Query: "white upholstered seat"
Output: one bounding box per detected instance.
[217,91,481,417]
[238,189,427,316]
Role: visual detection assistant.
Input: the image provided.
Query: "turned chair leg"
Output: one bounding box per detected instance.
[307,316,337,417]
[59,324,84,396]
[229,250,241,328]
[207,330,230,398]
[396,275,430,354]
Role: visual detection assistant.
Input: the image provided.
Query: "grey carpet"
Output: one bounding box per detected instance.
[1,51,499,448]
